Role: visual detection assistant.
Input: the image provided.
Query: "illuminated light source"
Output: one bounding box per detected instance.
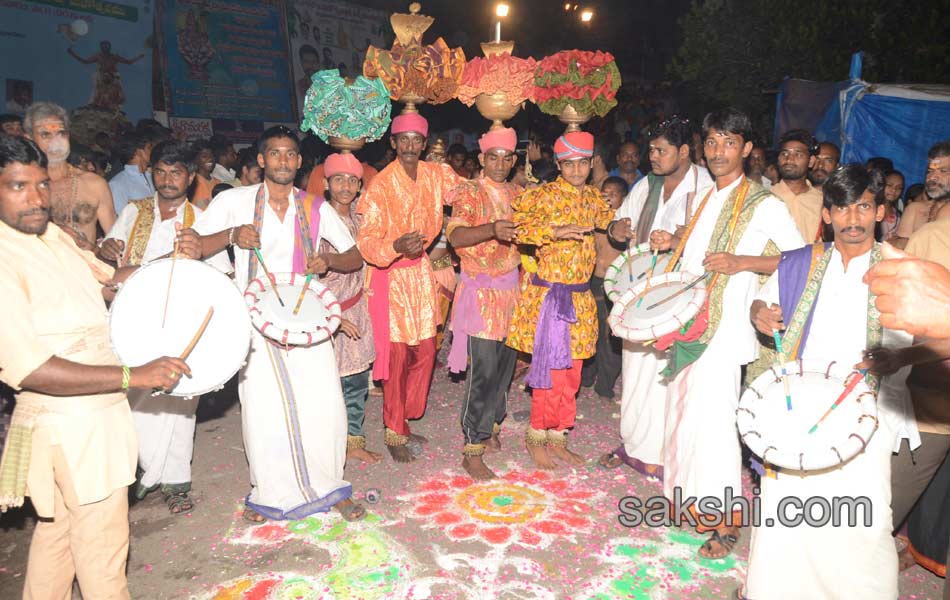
[580,8,593,22]
[496,3,509,17]
[564,2,571,9]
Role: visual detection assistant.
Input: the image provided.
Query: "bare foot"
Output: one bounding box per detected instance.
[462,455,497,480]
[408,433,429,445]
[242,507,266,523]
[333,498,366,522]
[484,434,502,454]
[347,446,383,464]
[526,443,556,469]
[387,444,415,463]
[598,451,623,469]
[898,545,917,571]
[548,444,586,466]
[698,527,740,559]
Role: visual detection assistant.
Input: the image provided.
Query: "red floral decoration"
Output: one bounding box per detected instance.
[533,49,621,117]
[456,52,537,107]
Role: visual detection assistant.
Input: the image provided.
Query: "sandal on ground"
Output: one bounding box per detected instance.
[242,507,266,523]
[335,501,366,522]
[698,529,739,559]
[163,490,194,514]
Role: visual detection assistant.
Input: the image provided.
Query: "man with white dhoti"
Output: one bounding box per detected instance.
[189,126,365,522]
[744,164,918,599]
[99,140,231,514]
[603,116,712,478]
[648,108,804,558]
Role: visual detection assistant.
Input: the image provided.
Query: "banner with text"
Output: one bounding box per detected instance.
[0,0,153,120]
[158,0,296,123]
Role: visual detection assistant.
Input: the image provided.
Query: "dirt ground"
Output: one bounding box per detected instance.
[0,352,943,599]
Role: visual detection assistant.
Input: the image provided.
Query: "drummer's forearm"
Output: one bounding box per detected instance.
[326,247,363,274]
[21,357,125,396]
[199,230,232,258]
[740,255,781,275]
[898,338,950,366]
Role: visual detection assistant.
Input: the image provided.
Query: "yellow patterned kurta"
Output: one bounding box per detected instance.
[446,177,523,340]
[507,177,614,359]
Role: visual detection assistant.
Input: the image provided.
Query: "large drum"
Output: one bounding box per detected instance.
[737,359,878,472]
[603,243,674,302]
[110,258,251,397]
[244,272,342,346]
[607,271,706,342]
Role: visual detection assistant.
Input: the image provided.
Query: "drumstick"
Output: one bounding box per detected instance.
[636,249,659,308]
[772,329,792,411]
[160,237,179,329]
[644,272,711,310]
[253,247,285,307]
[292,273,312,316]
[626,246,635,283]
[179,306,214,361]
[807,369,868,435]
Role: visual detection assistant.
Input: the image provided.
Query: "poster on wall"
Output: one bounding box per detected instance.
[157,0,297,126]
[286,0,390,117]
[0,0,153,124]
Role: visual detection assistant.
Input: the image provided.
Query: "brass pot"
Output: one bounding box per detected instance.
[398,93,427,114]
[328,136,366,153]
[475,91,521,130]
[558,104,592,133]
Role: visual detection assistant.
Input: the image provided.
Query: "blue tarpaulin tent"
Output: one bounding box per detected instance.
[774,54,950,186]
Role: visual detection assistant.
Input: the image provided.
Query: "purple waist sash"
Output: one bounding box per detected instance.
[448,268,520,374]
[525,274,590,390]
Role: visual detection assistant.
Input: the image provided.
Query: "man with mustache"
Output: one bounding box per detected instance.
[808,141,840,191]
[609,140,643,188]
[356,114,463,463]
[23,102,116,250]
[771,129,825,242]
[189,139,220,210]
[644,108,804,558]
[187,126,366,523]
[893,140,950,248]
[445,128,522,480]
[0,135,192,598]
[99,141,230,515]
[745,164,916,599]
[602,116,712,478]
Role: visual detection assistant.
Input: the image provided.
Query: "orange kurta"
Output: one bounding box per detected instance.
[190,174,221,207]
[357,159,462,344]
[446,176,523,340]
[507,177,614,359]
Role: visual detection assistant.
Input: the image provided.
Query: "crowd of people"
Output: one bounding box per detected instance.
[1,98,950,600]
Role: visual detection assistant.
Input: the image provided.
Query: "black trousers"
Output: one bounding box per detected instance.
[582,276,622,398]
[460,337,517,445]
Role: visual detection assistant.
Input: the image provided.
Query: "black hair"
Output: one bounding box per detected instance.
[0,113,22,127]
[210,135,235,163]
[212,182,233,198]
[67,143,96,169]
[648,116,691,150]
[701,107,753,144]
[238,147,259,173]
[532,159,558,184]
[191,139,213,156]
[150,140,197,173]
[818,141,840,157]
[884,169,905,185]
[447,143,467,158]
[257,125,299,155]
[618,139,641,153]
[865,156,893,172]
[823,163,886,209]
[0,135,46,171]
[114,131,153,165]
[905,183,926,202]
[601,175,629,196]
[778,129,819,155]
[928,140,950,160]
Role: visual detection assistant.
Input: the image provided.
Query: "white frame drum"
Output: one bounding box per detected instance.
[244,272,342,347]
[603,243,674,303]
[607,271,706,342]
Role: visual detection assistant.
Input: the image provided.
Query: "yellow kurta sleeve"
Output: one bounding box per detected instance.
[592,189,615,230]
[512,187,555,246]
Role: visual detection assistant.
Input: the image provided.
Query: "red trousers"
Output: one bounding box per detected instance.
[382,337,437,436]
[530,359,582,431]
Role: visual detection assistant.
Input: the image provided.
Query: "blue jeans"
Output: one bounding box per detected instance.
[341,369,370,437]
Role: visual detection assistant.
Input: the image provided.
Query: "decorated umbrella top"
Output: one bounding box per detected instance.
[299,69,391,143]
[533,50,621,118]
[363,37,466,106]
[457,52,537,107]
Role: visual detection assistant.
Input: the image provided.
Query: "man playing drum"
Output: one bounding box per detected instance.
[602,116,712,478]
[635,108,804,558]
[0,135,192,598]
[507,131,615,469]
[99,140,231,514]
[188,126,365,523]
[445,127,522,480]
[744,164,918,599]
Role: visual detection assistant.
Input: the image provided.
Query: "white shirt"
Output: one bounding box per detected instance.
[193,184,354,290]
[757,247,919,451]
[106,197,231,273]
[616,163,714,234]
[211,163,240,186]
[679,176,805,364]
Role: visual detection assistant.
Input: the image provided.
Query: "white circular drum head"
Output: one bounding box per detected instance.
[607,271,706,342]
[109,258,251,397]
[603,243,673,302]
[245,273,341,346]
[737,359,878,472]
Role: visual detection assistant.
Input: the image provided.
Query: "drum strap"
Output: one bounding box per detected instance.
[635,173,664,245]
[249,184,321,280]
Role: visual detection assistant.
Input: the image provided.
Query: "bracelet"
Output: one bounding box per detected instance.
[121,365,131,390]
[228,227,236,246]
[606,220,619,241]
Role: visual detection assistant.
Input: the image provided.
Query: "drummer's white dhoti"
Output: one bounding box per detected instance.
[240,330,350,519]
[743,419,897,600]
[620,341,668,469]
[663,346,742,514]
[131,391,198,487]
